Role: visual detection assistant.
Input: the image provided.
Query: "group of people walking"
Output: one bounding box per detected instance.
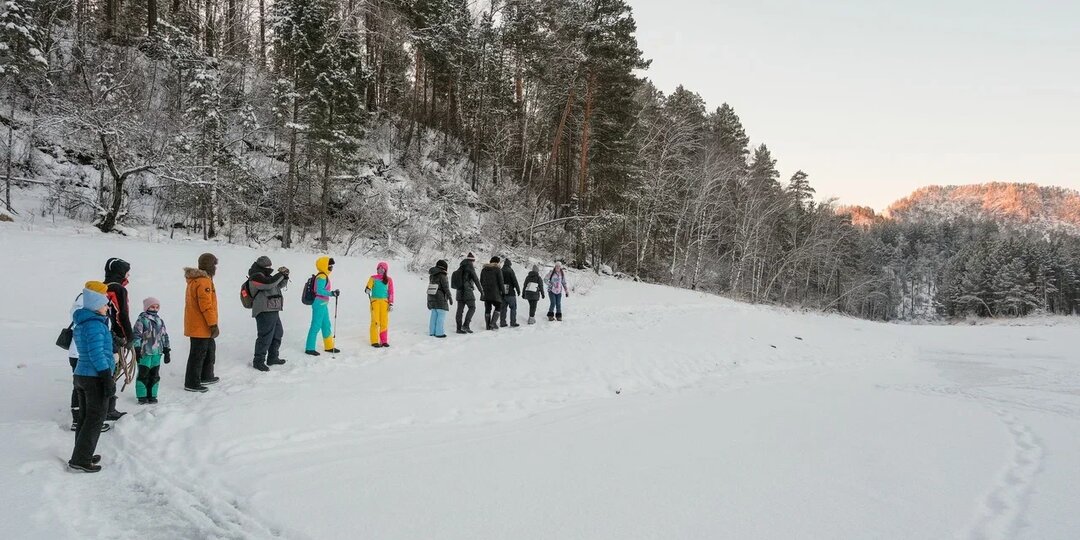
[64,251,570,473]
[432,252,570,337]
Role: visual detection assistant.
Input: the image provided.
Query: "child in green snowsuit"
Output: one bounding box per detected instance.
[132,297,171,404]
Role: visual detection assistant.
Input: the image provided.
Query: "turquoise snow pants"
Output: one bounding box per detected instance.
[306,301,334,351]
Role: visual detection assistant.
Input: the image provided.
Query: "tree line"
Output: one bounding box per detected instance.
[2,0,1076,319]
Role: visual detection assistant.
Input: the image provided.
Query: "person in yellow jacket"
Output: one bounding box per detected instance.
[365,262,395,347]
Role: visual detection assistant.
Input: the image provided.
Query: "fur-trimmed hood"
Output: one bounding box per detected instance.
[184,267,211,281]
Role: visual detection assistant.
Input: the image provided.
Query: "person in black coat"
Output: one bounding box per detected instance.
[479,257,505,331]
[451,253,482,334]
[427,260,453,338]
[522,264,546,324]
[103,257,131,421]
[499,258,522,327]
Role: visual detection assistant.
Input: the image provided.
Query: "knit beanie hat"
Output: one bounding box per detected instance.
[532,264,540,273]
[143,297,161,311]
[466,252,476,261]
[255,256,272,268]
[84,281,108,295]
[82,288,109,312]
[436,259,448,270]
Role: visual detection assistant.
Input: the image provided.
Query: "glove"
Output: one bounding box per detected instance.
[163,347,171,364]
[99,369,116,397]
[210,325,220,339]
[332,289,341,298]
[278,266,290,274]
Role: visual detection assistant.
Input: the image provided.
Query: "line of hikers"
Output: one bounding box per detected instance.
[64,252,570,472]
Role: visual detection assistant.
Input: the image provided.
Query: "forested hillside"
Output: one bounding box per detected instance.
[2,0,1078,319]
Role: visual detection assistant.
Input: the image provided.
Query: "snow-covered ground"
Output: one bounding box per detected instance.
[1,224,1079,539]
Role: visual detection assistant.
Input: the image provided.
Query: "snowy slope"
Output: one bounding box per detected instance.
[1,224,1079,539]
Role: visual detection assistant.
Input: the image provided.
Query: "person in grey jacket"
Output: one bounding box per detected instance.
[499,258,522,327]
[248,256,290,371]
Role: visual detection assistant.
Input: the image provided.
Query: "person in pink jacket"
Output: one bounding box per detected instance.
[365,262,395,347]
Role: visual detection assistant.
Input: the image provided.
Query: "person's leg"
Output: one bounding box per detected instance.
[435,309,447,336]
[528,299,538,318]
[201,339,217,381]
[135,356,152,401]
[254,312,273,365]
[319,303,335,351]
[499,297,508,326]
[379,301,390,344]
[73,381,87,441]
[554,293,563,318]
[369,300,381,345]
[69,358,81,428]
[429,309,437,336]
[71,376,105,466]
[464,300,476,331]
[185,338,206,389]
[455,301,465,332]
[268,313,284,362]
[547,294,556,319]
[306,305,324,351]
[509,296,518,326]
[148,357,161,400]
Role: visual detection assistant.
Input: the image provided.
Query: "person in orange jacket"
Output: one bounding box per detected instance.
[183,253,219,393]
[365,262,395,347]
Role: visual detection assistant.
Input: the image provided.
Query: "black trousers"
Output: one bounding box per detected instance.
[527,299,539,318]
[499,295,518,325]
[254,311,284,363]
[71,375,107,465]
[69,358,81,425]
[455,300,476,330]
[185,337,216,389]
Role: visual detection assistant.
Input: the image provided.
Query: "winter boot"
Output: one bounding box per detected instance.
[371,343,381,348]
[556,314,563,321]
[106,397,126,421]
[326,348,341,353]
[456,329,467,334]
[184,385,209,393]
[253,360,270,372]
[137,398,149,405]
[548,315,555,322]
[510,323,520,328]
[67,461,102,473]
[201,376,221,385]
[381,343,390,348]
[148,397,158,404]
[528,317,536,325]
[267,357,286,366]
[92,455,102,464]
[465,325,474,334]
[305,350,320,356]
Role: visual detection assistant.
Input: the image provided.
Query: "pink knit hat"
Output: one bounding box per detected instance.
[143,297,161,311]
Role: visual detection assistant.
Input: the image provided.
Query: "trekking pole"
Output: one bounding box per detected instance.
[333,296,339,340]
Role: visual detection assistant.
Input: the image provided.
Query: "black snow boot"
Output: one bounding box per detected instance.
[556,314,563,321]
[201,376,221,385]
[326,348,341,353]
[305,350,320,356]
[253,360,270,372]
[267,358,286,366]
[184,385,209,393]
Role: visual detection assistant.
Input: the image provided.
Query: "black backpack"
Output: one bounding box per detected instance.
[301,274,317,305]
[451,269,462,289]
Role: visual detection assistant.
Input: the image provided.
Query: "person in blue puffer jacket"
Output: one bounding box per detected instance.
[69,283,117,473]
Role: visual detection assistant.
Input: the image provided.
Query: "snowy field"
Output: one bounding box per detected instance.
[1,224,1079,539]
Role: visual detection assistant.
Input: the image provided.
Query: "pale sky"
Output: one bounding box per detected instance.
[627,0,1080,209]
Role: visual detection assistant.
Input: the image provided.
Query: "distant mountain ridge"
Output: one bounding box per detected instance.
[841,183,1080,234]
